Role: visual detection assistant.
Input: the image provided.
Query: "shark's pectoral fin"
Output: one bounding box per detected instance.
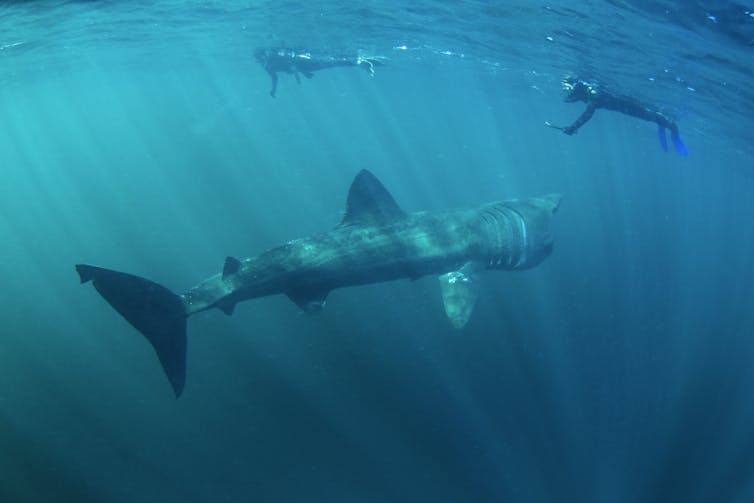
[286,287,330,313]
[439,262,481,329]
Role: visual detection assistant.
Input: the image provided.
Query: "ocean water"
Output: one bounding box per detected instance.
[1,1,754,501]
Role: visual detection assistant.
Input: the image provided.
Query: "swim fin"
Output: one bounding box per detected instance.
[657,125,668,152]
[671,133,688,156]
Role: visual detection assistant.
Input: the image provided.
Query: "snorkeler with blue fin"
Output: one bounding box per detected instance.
[254,47,384,97]
[548,77,688,156]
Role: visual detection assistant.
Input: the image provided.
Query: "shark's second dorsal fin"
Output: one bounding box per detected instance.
[340,170,406,227]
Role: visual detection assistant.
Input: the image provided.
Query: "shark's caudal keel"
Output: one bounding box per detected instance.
[77,170,560,396]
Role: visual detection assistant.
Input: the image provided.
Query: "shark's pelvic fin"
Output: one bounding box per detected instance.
[216,297,237,316]
[75,264,187,397]
[439,261,481,329]
[339,169,406,227]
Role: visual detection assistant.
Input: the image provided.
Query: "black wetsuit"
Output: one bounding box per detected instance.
[561,80,686,155]
[254,47,379,97]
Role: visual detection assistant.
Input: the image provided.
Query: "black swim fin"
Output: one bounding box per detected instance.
[76,264,187,397]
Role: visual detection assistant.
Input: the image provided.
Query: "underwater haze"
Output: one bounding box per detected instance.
[2,1,754,501]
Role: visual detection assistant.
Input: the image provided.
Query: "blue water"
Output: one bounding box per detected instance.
[2,1,754,501]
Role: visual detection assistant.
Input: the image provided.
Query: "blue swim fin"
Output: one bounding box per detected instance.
[657,125,668,152]
[671,133,688,156]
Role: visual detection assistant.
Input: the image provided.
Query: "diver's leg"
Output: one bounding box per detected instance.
[657,116,687,156]
[657,124,668,152]
[668,124,688,156]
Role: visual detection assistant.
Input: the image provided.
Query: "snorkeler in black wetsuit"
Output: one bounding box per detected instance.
[254,47,384,98]
[549,77,688,156]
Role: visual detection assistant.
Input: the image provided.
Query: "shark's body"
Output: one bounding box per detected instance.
[77,170,560,397]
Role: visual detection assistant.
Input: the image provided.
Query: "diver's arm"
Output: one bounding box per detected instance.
[305,57,357,71]
[267,69,278,98]
[563,102,597,135]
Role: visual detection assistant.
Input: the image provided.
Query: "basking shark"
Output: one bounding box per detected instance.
[76,170,560,397]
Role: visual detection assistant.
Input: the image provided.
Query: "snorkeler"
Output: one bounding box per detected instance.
[548,77,688,156]
[254,47,384,98]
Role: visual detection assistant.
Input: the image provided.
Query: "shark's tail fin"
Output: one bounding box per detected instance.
[75,264,187,397]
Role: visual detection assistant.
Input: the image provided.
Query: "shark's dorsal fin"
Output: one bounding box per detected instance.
[340,170,406,227]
